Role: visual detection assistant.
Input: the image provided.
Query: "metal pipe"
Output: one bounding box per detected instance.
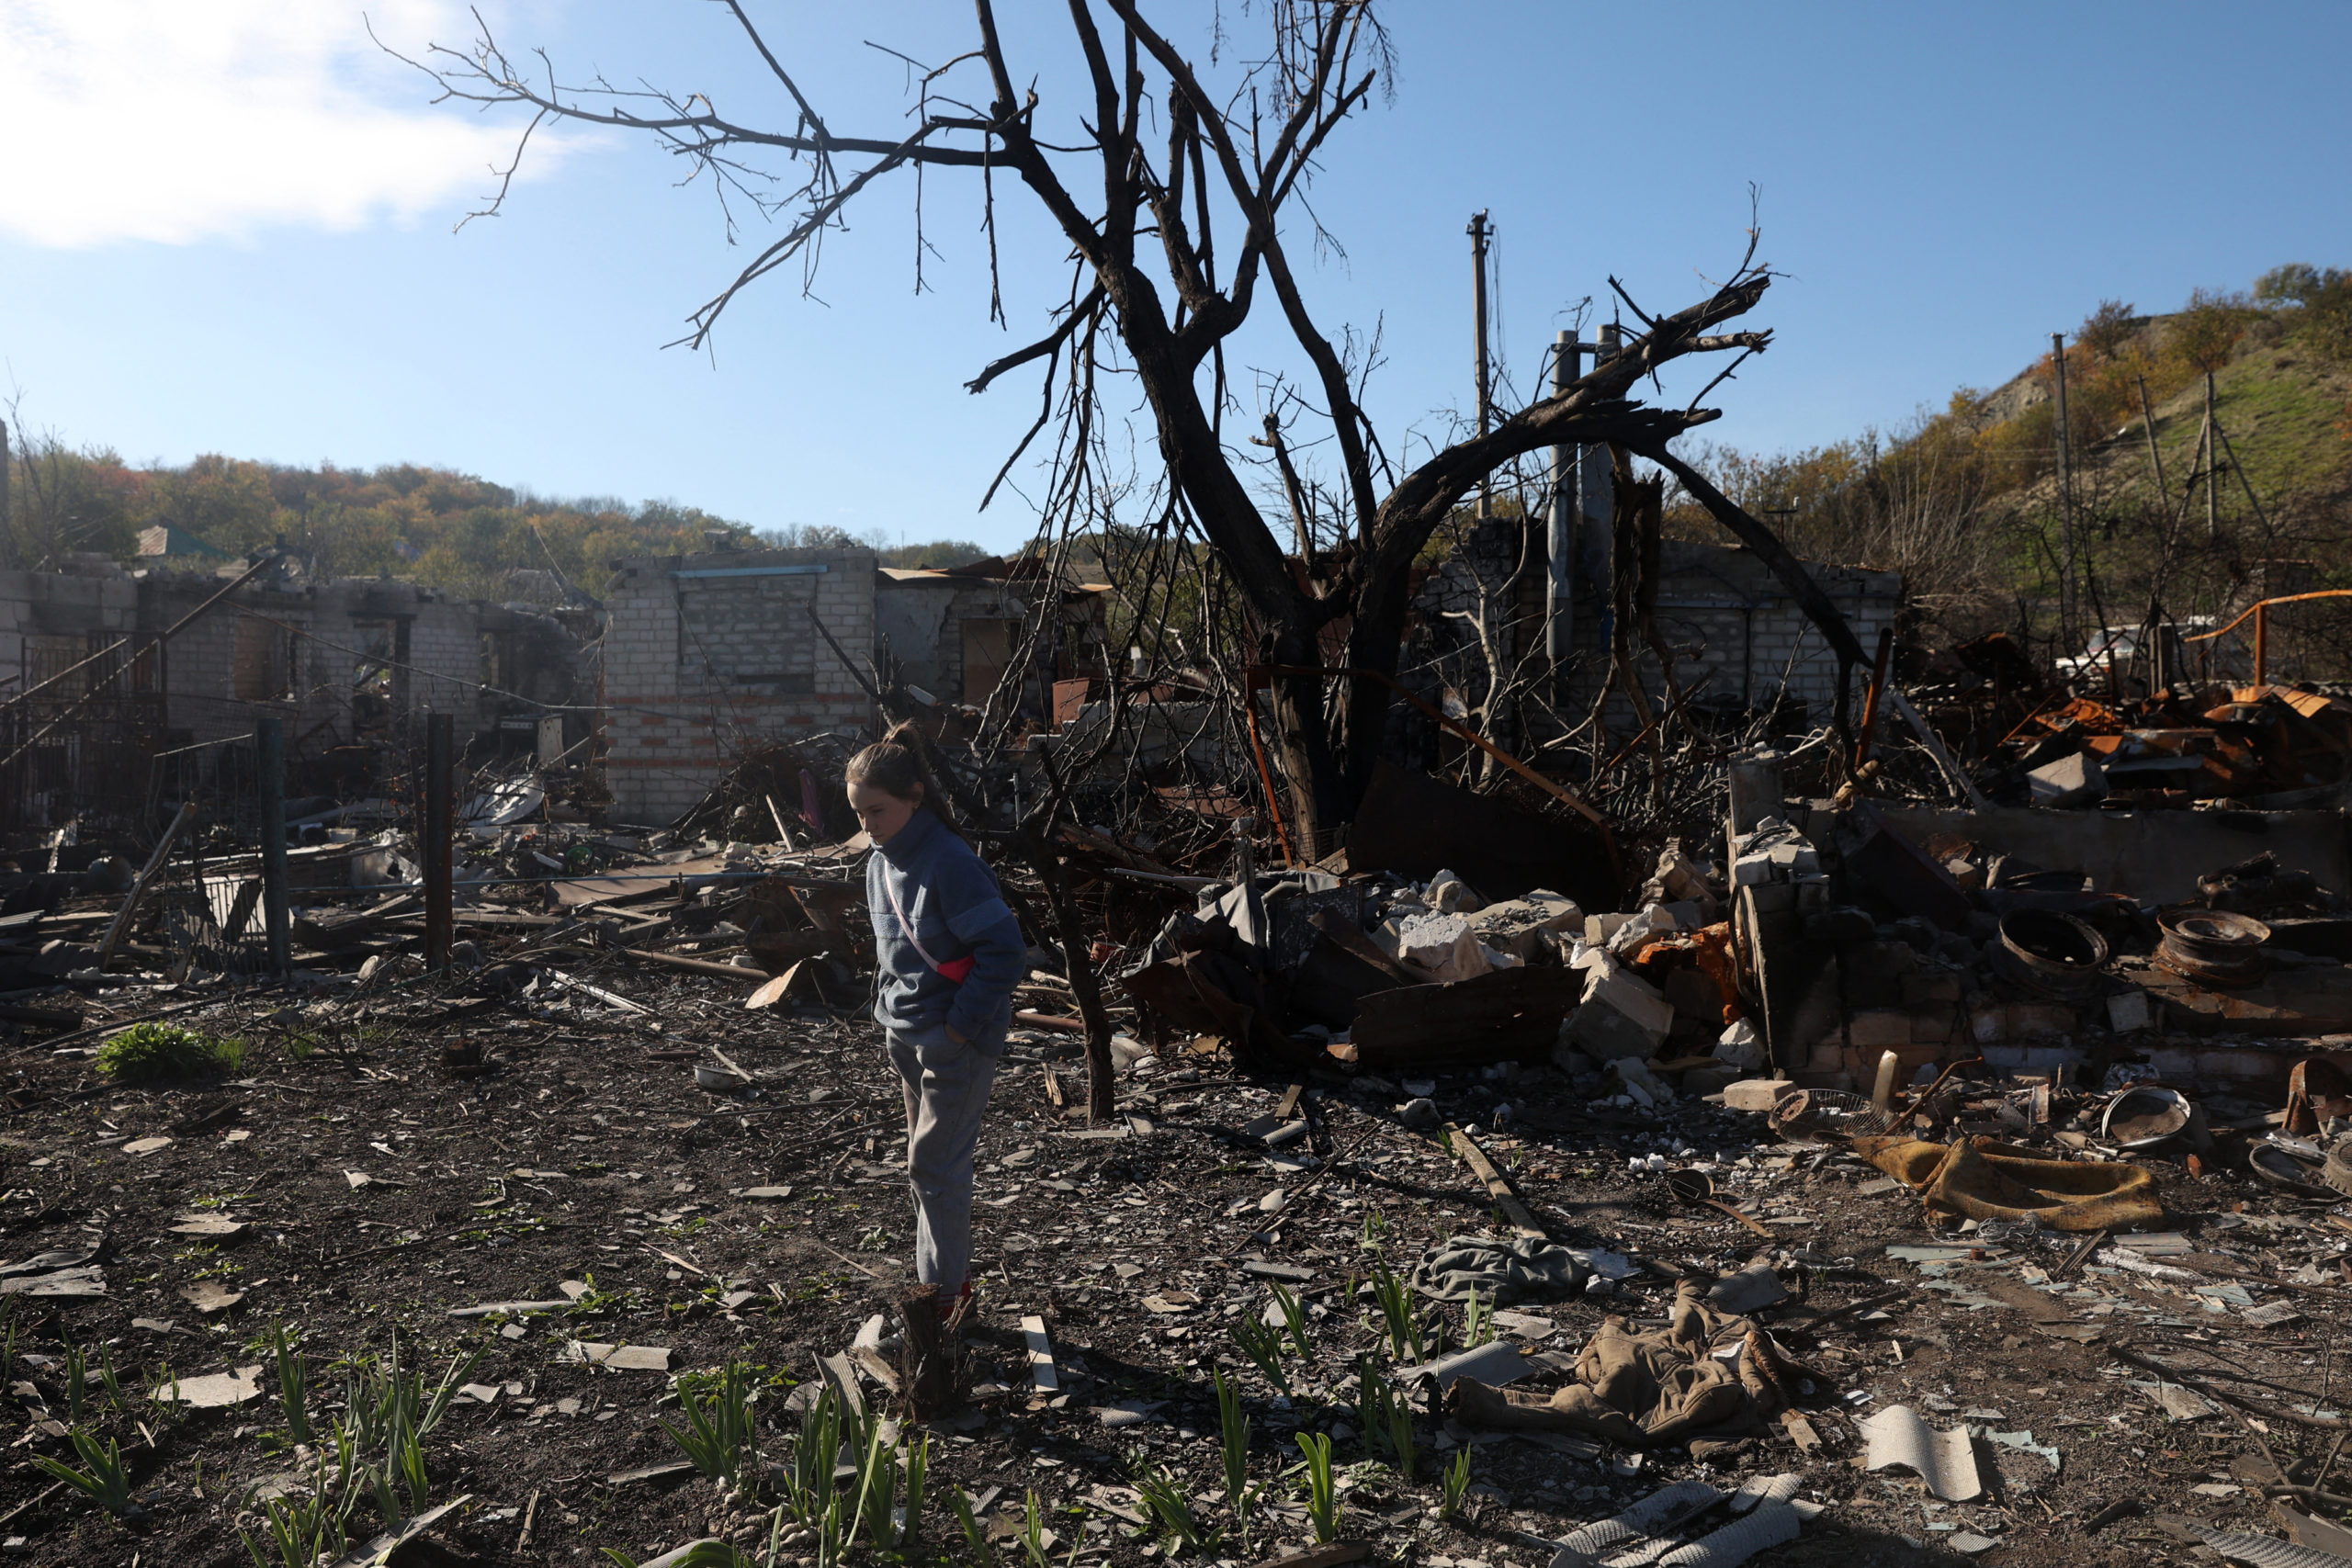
[256,717,290,976]
[424,713,453,969]
[1468,210,1492,519]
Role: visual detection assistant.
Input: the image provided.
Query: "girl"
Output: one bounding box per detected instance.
[846,726,1026,1315]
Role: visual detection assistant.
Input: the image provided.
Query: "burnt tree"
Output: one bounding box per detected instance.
[392,3,1812,842]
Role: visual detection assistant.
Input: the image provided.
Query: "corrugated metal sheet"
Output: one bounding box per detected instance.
[1727,1473,1802,1514]
[1657,1500,1803,1568]
[2177,1517,2352,1568]
[1550,1482,1723,1568]
[1860,1404,1983,1501]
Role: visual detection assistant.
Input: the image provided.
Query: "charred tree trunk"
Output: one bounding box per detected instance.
[1020,829,1116,1122]
[1019,750,1116,1122]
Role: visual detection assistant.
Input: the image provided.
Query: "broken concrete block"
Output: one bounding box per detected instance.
[1767,841,1821,875]
[1425,869,1485,914]
[1584,910,1637,945]
[2107,989,2153,1033]
[1606,904,1681,958]
[1722,1077,1793,1112]
[1399,1097,1440,1130]
[1389,911,1491,982]
[1467,897,1583,962]
[2028,751,2108,807]
[1522,888,1584,927]
[1733,851,1778,888]
[1714,1018,1765,1070]
[1557,964,1673,1065]
[1727,750,1786,833]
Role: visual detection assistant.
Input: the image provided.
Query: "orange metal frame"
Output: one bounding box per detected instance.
[2183,588,2352,685]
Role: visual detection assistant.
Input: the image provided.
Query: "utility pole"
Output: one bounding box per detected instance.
[0,421,11,574]
[2204,369,2221,542]
[2052,333,2077,653]
[1468,210,1492,519]
[1546,330,1578,663]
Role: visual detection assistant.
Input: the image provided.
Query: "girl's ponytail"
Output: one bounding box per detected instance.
[846,721,966,837]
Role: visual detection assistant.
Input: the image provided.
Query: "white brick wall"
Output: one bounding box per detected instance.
[1399,524,1904,763]
[602,548,876,825]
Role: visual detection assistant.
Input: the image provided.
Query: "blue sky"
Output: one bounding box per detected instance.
[3,1,2348,552]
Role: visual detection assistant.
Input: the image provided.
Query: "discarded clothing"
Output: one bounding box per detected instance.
[1410,1235,1586,1303]
[1446,1279,1791,1448]
[1849,1134,2163,1233]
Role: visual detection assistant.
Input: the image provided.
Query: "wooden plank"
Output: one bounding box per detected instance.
[1273,1083,1306,1120]
[1447,1124,1545,1238]
[743,962,804,1011]
[1020,1314,1058,1392]
[620,947,767,981]
[1781,1408,1821,1451]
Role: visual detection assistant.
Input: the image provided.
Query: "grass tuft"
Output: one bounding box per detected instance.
[96,1022,247,1083]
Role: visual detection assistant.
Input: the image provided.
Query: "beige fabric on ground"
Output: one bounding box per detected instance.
[1445,1279,1782,1447]
[1850,1134,2164,1232]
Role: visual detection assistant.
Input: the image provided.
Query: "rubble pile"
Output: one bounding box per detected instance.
[1911,634,2352,811]
[16,675,2352,1568]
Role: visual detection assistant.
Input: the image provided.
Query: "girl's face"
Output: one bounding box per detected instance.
[848,780,922,844]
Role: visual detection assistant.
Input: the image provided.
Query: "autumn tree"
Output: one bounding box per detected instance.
[2169,287,2253,376]
[391,2,1851,846]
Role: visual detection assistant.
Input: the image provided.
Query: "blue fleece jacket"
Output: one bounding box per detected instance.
[865,808,1027,1046]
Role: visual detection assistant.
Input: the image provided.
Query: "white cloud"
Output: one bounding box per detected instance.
[0,1,574,247]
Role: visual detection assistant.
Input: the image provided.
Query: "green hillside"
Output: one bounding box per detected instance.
[1671,266,2352,670]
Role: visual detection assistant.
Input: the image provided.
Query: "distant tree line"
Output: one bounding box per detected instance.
[0,434,991,603]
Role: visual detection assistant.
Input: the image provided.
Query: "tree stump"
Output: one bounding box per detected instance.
[895,1284,957,1418]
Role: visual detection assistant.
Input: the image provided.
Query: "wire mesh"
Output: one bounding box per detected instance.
[144,731,274,978]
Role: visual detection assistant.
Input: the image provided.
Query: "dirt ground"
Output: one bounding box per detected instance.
[0,967,2340,1567]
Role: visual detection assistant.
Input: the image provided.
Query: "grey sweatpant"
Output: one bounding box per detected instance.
[885,1023,1001,1292]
